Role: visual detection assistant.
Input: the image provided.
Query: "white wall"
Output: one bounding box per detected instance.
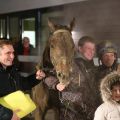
[0,0,86,14]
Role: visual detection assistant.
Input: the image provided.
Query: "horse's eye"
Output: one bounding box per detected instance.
[50,44,54,48]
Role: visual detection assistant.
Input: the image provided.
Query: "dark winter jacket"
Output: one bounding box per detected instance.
[45,56,98,120]
[0,105,13,120]
[0,63,41,120]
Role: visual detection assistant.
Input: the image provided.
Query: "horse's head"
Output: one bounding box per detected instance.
[47,18,75,85]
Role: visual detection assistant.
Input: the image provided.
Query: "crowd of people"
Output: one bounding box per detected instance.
[0,35,120,120]
[40,36,120,120]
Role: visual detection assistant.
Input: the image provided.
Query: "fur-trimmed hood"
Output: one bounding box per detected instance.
[100,71,120,102]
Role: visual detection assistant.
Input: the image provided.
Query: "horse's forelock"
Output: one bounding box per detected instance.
[55,24,70,31]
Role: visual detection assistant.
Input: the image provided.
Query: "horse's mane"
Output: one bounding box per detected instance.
[42,39,54,69]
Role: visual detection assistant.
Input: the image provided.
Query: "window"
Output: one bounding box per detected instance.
[0,18,6,38]
[22,17,36,48]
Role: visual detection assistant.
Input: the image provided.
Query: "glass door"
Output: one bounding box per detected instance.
[0,18,6,38]
[9,17,20,42]
[22,17,36,48]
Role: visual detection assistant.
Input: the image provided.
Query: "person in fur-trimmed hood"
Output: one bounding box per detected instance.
[94,72,120,120]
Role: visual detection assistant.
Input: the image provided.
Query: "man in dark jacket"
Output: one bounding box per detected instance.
[96,40,119,80]
[95,40,120,107]
[0,40,45,120]
[56,36,98,120]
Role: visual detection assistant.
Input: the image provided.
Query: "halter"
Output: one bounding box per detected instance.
[53,29,71,36]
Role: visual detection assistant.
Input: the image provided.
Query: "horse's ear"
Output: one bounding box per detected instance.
[48,19,56,32]
[68,17,75,31]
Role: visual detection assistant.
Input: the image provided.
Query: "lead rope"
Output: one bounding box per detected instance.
[78,73,80,86]
[58,71,80,119]
[58,91,68,119]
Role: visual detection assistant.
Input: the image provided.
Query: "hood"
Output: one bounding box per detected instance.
[100,71,120,102]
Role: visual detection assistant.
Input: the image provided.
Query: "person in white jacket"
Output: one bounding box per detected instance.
[94,72,120,120]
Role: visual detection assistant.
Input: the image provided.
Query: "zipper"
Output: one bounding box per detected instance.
[13,78,17,90]
[8,73,17,90]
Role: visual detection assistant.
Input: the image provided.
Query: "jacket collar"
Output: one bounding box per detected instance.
[99,63,118,71]
[0,63,14,72]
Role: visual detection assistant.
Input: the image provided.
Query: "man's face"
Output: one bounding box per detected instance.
[101,52,116,67]
[79,42,96,61]
[111,84,120,102]
[0,45,15,67]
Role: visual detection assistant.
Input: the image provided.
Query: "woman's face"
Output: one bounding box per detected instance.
[111,84,120,102]
[23,38,30,47]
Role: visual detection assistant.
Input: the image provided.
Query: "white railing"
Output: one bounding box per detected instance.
[18,55,120,76]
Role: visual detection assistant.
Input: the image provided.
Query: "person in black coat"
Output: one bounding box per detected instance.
[0,40,45,120]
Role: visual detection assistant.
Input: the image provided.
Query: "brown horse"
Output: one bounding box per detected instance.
[32,18,75,120]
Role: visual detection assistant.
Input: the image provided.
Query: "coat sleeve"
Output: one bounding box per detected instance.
[20,73,41,90]
[44,76,59,89]
[94,105,106,120]
[0,105,13,120]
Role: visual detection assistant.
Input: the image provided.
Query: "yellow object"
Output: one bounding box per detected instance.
[0,90,36,118]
